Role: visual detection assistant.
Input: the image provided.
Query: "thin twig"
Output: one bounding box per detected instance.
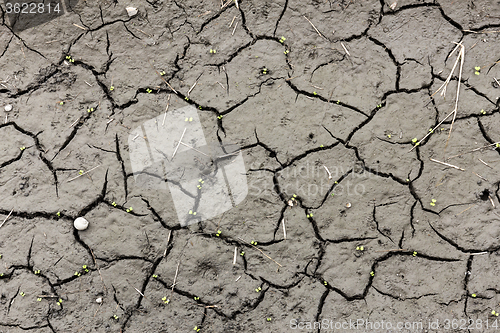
[429,158,464,171]
[162,95,171,126]
[177,141,209,157]
[489,196,496,208]
[233,247,237,265]
[232,22,238,36]
[0,209,14,229]
[67,165,101,183]
[73,23,87,30]
[446,142,500,160]
[303,15,324,38]
[237,237,282,267]
[229,16,236,27]
[340,42,350,56]
[409,109,455,152]
[323,165,332,180]
[457,204,475,216]
[282,218,287,240]
[478,158,493,169]
[472,171,488,182]
[171,128,187,159]
[171,261,180,291]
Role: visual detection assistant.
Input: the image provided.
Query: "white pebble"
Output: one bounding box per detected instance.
[4,104,12,112]
[96,297,102,303]
[74,217,89,230]
[126,6,138,17]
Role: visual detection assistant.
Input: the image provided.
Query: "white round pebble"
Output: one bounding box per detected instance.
[126,6,138,17]
[74,217,89,230]
[4,104,12,112]
[96,297,102,304]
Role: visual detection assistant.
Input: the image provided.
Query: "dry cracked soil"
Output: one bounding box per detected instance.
[1,0,500,332]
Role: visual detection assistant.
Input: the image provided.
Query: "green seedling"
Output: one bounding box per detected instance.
[262,68,268,74]
[184,96,189,101]
[320,144,324,147]
[87,107,94,113]
[0,273,3,277]
[412,138,418,143]
[160,71,166,76]
[209,49,216,54]
[215,230,222,237]
[284,49,289,55]
[109,86,114,91]
[217,115,223,119]
[197,185,202,189]
[20,291,25,297]
[492,310,499,317]
[481,109,486,115]
[37,297,42,302]
[194,296,199,301]
[387,134,391,138]
[323,281,328,286]
[370,271,375,277]
[20,146,26,151]
[146,88,152,94]
[194,327,201,332]
[185,117,193,122]
[336,100,340,104]
[113,314,119,320]
[356,246,364,251]
[0,254,2,259]
[126,207,133,213]
[429,128,433,133]
[472,294,477,297]
[306,213,313,218]
[279,36,286,43]
[313,91,317,95]
[496,143,500,148]
[57,298,62,306]
[475,66,481,75]
[199,106,202,110]
[413,251,417,257]
[34,269,41,275]
[188,210,197,215]
[82,265,89,273]
[152,274,158,278]
[255,286,262,292]
[406,179,410,182]
[74,271,81,277]
[430,199,436,207]
[267,318,272,322]
[79,170,84,175]
[251,241,257,246]
[376,104,382,108]
[56,212,61,217]
[112,202,117,207]
[161,296,170,304]
[59,101,64,105]
[240,251,245,256]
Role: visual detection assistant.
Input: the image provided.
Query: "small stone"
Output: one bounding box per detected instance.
[4,104,12,112]
[126,6,138,17]
[74,217,89,231]
[96,297,102,303]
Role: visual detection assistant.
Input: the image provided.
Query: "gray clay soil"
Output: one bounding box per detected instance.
[1,0,500,332]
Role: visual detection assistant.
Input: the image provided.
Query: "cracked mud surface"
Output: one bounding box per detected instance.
[1,0,500,332]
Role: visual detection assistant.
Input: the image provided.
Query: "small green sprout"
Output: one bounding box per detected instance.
[412,138,418,144]
[387,134,391,138]
[197,184,202,189]
[284,50,289,55]
[37,297,42,302]
[20,146,26,151]
[370,271,375,277]
[56,212,61,217]
[109,86,114,91]
[0,273,3,277]
[472,294,477,298]
[152,274,158,278]
[185,117,193,122]
[20,291,25,297]
[126,207,133,213]
[113,314,119,320]
[194,327,201,332]
[83,265,88,273]
[59,101,64,105]
[496,143,500,148]
[189,210,197,215]
[406,179,410,182]
[336,100,340,104]
[480,109,486,115]
[160,71,166,76]
[112,202,117,207]
[267,318,272,322]
[57,298,62,305]
[240,251,245,256]
[146,88,152,94]
[320,144,324,147]
[475,66,481,75]
[185,96,189,101]
[251,241,257,246]
[0,254,2,259]
[430,199,436,207]
[413,251,417,257]
[262,68,268,74]
[306,213,313,218]
[376,104,382,108]
[34,269,41,275]
[74,271,81,277]
[217,115,223,119]
[79,170,84,175]
[216,230,222,237]
[162,296,170,304]
[356,246,364,251]
[493,310,498,316]
[429,128,433,133]
[255,286,262,292]
[279,36,286,43]
[209,49,216,54]
[323,281,328,286]
[87,107,94,113]
[199,106,202,109]
[313,91,317,95]
[194,296,199,301]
